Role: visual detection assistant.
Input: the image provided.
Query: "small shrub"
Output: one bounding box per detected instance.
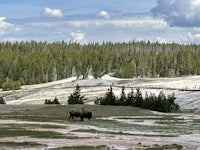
[44,97,60,104]
[53,97,60,104]
[0,97,5,104]
[1,77,21,91]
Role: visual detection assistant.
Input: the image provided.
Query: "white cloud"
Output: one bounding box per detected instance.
[0,17,5,21]
[98,11,110,19]
[0,17,14,28]
[70,31,85,43]
[67,17,168,29]
[0,17,15,35]
[110,17,168,29]
[155,37,169,43]
[180,31,200,43]
[42,7,63,18]
[3,11,200,44]
[3,15,170,44]
[151,0,200,27]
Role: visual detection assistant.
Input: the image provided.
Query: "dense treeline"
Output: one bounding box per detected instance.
[95,86,179,113]
[61,83,179,112]
[0,41,200,90]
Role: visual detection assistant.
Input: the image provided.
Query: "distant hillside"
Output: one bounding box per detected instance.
[0,41,200,89]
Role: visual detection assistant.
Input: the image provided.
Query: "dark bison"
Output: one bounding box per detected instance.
[68,108,92,121]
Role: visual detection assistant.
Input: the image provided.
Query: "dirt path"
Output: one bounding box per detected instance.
[0,119,200,149]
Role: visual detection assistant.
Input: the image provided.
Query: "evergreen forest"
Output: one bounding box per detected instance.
[95,86,179,113]
[0,41,200,90]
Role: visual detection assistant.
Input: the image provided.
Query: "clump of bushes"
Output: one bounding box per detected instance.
[1,77,21,91]
[95,86,179,113]
[44,97,60,104]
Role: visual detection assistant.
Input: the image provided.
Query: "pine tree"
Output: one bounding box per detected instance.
[127,87,135,106]
[68,84,86,104]
[118,86,127,105]
[100,86,117,105]
[135,88,143,107]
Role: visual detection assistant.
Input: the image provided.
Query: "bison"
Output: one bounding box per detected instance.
[68,108,92,121]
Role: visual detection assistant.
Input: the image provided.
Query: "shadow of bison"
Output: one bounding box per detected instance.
[68,108,92,121]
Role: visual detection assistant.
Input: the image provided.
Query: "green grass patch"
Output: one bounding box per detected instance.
[0,122,78,139]
[71,128,177,137]
[0,141,46,148]
[0,105,155,122]
[19,105,153,118]
[1,105,200,139]
[143,144,183,150]
[0,128,67,138]
[24,124,67,129]
[193,119,200,123]
[0,105,153,126]
[86,115,196,137]
[1,123,67,130]
[155,115,184,124]
[0,115,64,123]
[0,123,71,139]
[51,145,110,150]
[71,128,121,135]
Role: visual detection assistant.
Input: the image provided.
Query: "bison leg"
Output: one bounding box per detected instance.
[69,115,71,121]
[69,115,75,121]
[80,117,84,121]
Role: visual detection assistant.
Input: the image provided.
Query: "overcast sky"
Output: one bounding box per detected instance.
[0,0,200,44]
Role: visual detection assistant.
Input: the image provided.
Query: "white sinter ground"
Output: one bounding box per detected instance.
[1,74,200,111]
